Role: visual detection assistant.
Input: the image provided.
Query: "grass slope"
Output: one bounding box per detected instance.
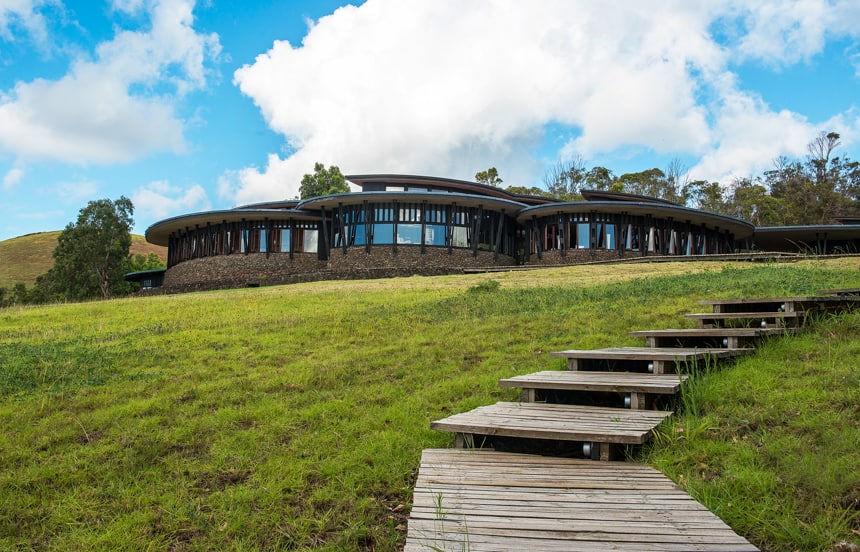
[0,232,166,288]
[0,259,858,551]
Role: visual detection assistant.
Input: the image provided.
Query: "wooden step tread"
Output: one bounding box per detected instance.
[550,347,749,361]
[629,328,782,337]
[499,371,686,394]
[818,287,860,296]
[629,327,788,349]
[405,449,759,552]
[699,295,860,306]
[685,311,805,319]
[430,402,673,445]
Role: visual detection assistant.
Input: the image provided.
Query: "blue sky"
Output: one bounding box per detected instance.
[1,0,859,241]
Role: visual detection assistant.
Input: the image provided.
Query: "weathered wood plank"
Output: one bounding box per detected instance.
[499,370,685,395]
[549,347,749,373]
[684,311,806,329]
[550,347,746,361]
[406,449,758,552]
[629,327,787,348]
[431,402,672,445]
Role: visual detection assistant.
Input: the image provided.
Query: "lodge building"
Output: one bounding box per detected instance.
[133,174,859,292]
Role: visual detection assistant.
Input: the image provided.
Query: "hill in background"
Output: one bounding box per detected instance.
[0,231,166,289]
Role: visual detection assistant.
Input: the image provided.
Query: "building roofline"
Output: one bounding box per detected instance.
[298,190,529,212]
[517,201,756,238]
[345,174,553,205]
[145,208,320,247]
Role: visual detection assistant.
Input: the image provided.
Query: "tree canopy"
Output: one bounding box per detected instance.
[475,167,503,187]
[299,163,348,199]
[538,132,859,225]
[39,197,135,301]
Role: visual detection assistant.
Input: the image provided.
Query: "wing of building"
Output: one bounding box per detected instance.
[129,174,859,293]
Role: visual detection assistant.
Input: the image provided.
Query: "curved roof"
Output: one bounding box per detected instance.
[580,189,680,205]
[298,191,529,212]
[234,199,301,210]
[145,208,320,247]
[517,201,756,239]
[345,174,554,206]
[753,225,860,251]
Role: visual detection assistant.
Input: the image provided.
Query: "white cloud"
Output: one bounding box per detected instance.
[226,0,860,204]
[0,0,220,164]
[56,178,98,203]
[726,0,860,67]
[0,0,55,46]
[2,167,23,190]
[132,179,210,221]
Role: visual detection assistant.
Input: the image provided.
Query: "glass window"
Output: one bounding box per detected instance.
[373,224,393,245]
[425,225,446,246]
[280,229,291,252]
[397,224,422,244]
[604,225,615,249]
[451,227,468,248]
[303,230,318,253]
[577,223,589,248]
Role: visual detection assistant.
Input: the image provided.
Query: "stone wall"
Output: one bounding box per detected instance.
[158,246,517,293]
[162,253,328,293]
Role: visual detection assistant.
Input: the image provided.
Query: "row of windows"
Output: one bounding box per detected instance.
[530,220,733,256]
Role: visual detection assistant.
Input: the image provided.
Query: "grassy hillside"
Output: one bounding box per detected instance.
[0,260,858,551]
[0,232,166,288]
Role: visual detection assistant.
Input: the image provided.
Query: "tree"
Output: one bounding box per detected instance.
[505,185,552,197]
[727,177,786,227]
[128,252,166,272]
[584,166,616,190]
[684,180,728,213]
[543,157,586,200]
[42,197,135,300]
[299,163,348,199]
[474,167,503,187]
[615,167,687,204]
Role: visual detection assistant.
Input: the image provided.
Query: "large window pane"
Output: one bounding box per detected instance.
[373,224,393,244]
[303,230,318,253]
[451,227,468,248]
[397,224,422,244]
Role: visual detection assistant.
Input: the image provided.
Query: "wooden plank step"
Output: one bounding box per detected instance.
[685,311,805,329]
[550,347,749,374]
[629,327,787,349]
[818,287,860,297]
[498,371,685,408]
[430,401,673,460]
[405,449,759,551]
[699,295,860,314]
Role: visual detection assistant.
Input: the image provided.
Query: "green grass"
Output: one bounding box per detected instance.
[0,259,858,550]
[644,309,860,552]
[0,232,165,288]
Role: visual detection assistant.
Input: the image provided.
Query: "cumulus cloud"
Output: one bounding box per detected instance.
[0,0,220,164]
[2,167,23,190]
[225,0,860,204]
[56,177,98,203]
[0,0,55,46]
[132,180,210,222]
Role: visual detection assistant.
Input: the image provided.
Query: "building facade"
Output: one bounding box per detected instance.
[135,174,858,293]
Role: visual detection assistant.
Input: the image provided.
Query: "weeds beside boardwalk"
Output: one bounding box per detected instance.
[0,259,858,550]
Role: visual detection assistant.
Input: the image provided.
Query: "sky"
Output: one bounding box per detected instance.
[1,0,860,241]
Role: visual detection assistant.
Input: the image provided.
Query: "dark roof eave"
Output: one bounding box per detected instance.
[145,208,320,247]
[298,191,529,211]
[516,201,756,238]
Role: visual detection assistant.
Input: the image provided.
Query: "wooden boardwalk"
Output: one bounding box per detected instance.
[405,449,758,552]
[408,291,858,550]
